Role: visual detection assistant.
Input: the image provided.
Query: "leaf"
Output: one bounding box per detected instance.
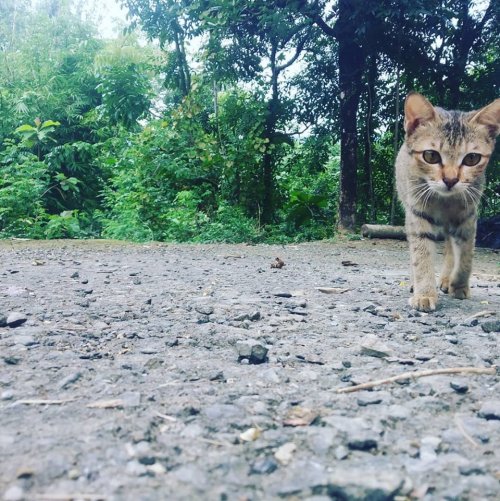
[15,124,36,133]
[41,120,61,129]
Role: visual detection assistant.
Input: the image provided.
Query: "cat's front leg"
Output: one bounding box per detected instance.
[439,237,454,293]
[448,224,476,299]
[407,227,438,312]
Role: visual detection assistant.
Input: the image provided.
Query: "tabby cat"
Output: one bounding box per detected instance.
[396,92,500,312]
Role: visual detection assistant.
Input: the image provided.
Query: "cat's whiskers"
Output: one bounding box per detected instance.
[422,186,434,211]
[411,185,430,206]
[462,185,482,208]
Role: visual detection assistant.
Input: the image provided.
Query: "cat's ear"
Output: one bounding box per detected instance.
[468,98,500,138]
[404,92,436,135]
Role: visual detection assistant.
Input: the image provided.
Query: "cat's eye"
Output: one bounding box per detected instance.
[462,153,481,166]
[422,150,441,164]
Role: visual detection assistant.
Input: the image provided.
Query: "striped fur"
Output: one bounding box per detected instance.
[396,93,500,312]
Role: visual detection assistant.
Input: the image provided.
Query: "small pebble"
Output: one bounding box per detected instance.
[6,313,28,328]
[236,340,268,364]
[250,457,278,475]
[3,485,24,501]
[274,442,296,465]
[478,401,500,420]
[450,380,469,394]
[481,320,500,333]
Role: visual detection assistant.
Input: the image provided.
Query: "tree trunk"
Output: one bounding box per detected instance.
[364,54,376,223]
[337,4,364,230]
[172,21,191,97]
[261,43,279,224]
[390,63,401,225]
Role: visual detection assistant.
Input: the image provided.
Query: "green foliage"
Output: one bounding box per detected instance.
[0,142,48,237]
[95,39,154,128]
[45,210,84,239]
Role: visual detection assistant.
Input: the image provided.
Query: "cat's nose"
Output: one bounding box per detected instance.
[443,177,459,189]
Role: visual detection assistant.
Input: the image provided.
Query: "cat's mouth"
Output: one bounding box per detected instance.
[428,179,466,196]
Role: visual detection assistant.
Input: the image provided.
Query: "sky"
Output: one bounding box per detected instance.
[93,0,129,38]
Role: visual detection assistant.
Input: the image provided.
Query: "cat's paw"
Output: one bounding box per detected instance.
[439,277,450,293]
[409,294,437,312]
[449,284,470,299]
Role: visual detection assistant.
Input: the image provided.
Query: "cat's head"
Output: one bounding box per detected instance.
[403,92,500,197]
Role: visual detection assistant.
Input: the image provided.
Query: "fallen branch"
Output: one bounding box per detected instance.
[463,310,496,324]
[336,366,497,394]
[154,411,177,422]
[361,224,406,240]
[34,495,106,501]
[9,398,76,407]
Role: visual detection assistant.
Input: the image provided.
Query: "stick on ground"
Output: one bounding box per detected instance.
[336,366,497,394]
[8,398,76,407]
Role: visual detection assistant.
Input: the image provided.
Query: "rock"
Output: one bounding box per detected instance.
[481,320,500,333]
[6,313,28,328]
[450,380,469,394]
[1,390,14,401]
[12,335,37,347]
[274,442,296,465]
[419,436,441,463]
[3,485,24,501]
[58,372,82,390]
[327,464,405,500]
[478,401,500,420]
[0,314,7,327]
[236,340,268,364]
[357,392,383,406]
[4,356,21,365]
[307,428,336,455]
[195,304,214,316]
[249,310,261,321]
[334,445,349,460]
[273,292,292,298]
[360,334,394,358]
[148,463,166,475]
[250,457,278,475]
[347,432,378,451]
[67,468,80,480]
[459,464,486,476]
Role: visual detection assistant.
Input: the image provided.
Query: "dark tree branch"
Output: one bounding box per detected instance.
[276,37,307,72]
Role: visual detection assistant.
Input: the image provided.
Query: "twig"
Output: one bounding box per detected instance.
[9,398,76,407]
[154,411,177,422]
[34,495,106,501]
[336,366,497,394]
[454,414,480,449]
[198,437,233,447]
[463,310,496,324]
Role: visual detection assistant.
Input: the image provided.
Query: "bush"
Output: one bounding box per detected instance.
[0,143,49,237]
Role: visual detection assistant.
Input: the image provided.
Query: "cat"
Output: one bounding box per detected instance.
[395,92,500,312]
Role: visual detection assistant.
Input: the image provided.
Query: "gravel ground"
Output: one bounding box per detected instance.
[0,238,499,501]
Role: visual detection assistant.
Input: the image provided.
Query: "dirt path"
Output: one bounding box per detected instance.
[1,239,499,500]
